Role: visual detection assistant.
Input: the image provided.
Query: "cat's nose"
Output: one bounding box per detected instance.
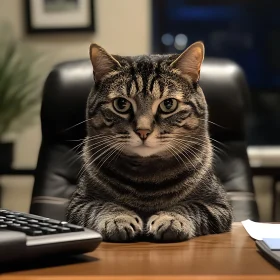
[136,129,151,140]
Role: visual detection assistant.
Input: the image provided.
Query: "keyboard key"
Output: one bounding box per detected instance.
[29,230,43,236]
[38,222,50,227]
[0,209,87,238]
[6,215,16,218]
[48,219,63,225]
[51,225,71,233]
[17,217,27,221]
[28,224,40,228]
[66,224,84,232]
[11,223,21,227]
[17,220,28,225]
[19,226,42,236]
[28,219,39,223]
[19,213,49,221]
[41,227,57,234]
[7,223,21,230]
[8,212,20,216]
[18,226,31,231]
[7,225,43,236]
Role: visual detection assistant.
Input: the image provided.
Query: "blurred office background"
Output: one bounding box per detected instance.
[0,0,279,221]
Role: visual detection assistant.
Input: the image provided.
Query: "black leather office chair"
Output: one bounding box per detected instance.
[30,58,260,222]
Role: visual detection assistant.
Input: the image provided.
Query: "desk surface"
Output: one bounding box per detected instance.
[2,223,280,280]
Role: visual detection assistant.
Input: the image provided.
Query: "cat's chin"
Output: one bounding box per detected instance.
[124,145,166,158]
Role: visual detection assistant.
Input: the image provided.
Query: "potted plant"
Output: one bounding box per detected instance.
[0,24,43,169]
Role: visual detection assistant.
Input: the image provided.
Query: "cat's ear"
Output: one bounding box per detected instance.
[170,41,205,82]
[89,43,121,82]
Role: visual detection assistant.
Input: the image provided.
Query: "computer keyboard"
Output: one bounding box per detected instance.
[0,209,102,263]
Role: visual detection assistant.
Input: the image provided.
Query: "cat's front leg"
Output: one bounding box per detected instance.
[147,201,232,242]
[147,211,194,242]
[96,210,143,242]
[66,189,143,242]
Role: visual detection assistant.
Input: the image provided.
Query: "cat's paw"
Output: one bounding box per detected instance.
[99,213,143,242]
[147,212,195,242]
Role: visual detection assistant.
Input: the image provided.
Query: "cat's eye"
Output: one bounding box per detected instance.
[113,98,132,114]
[159,98,178,114]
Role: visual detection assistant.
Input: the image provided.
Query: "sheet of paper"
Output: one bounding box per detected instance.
[263,238,280,250]
[241,219,280,240]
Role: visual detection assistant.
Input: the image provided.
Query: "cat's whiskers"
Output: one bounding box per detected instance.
[60,140,87,163]
[167,144,210,189]
[209,137,226,147]
[104,143,126,169]
[79,133,129,178]
[85,137,118,151]
[166,146,182,166]
[95,143,126,172]
[166,143,196,170]
[87,142,125,172]
[171,138,225,188]
[171,139,214,189]
[170,134,226,156]
[171,139,210,170]
[183,143,207,157]
[64,117,95,132]
[67,134,124,147]
[79,143,116,178]
[78,135,113,149]
[171,137,208,152]
[180,134,226,148]
[60,138,103,166]
[82,135,117,145]
[67,134,130,169]
[166,145,186,168]
[171,139,228,185]
[78,139,119,177]
[64,135,116,161]
[160,133,226,159]
[189,140,225,157]
[171,140,203,170]
[197,118,226,129]
[187,137,225,156]
[69,137,117,167]
[172,138,202,163]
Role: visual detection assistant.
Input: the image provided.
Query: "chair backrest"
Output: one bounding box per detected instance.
[30,58,259,222]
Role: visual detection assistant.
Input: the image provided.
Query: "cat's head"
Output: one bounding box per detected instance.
[86,42,209,158]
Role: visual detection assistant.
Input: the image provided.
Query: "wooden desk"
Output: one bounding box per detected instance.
[2,223,280,280]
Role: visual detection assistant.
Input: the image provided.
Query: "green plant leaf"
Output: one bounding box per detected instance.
[0,22,45,139]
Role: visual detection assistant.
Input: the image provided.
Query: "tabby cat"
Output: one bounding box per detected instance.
[66,41,233,242]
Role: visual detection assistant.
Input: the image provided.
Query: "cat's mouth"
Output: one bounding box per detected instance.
[124,141,167,157]
[136,141,160,150]
[138,142,151,147]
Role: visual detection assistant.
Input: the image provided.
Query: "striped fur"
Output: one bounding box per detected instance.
[66,42,233,242]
